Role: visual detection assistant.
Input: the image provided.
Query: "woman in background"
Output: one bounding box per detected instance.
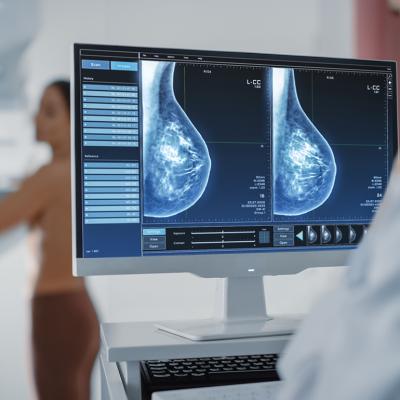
[0,81,99,400]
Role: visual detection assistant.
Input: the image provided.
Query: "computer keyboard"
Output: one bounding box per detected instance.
[152,380,283,400]
[141,353,280,400]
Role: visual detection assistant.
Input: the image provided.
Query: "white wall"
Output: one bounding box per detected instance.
[0,0,353,398]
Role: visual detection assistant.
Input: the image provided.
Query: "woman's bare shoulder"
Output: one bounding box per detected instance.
[20,162,69,196]
[31,161,69,180]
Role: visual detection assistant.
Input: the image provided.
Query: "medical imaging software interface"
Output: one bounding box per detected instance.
[74,45,396,258]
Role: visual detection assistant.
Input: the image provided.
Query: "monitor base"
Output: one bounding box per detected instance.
[156,276,301,341]
[156,316,300,341]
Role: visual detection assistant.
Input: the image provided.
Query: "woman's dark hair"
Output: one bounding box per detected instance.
[49,80,70,111]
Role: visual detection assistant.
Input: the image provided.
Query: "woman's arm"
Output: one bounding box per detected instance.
[0,167,50,232]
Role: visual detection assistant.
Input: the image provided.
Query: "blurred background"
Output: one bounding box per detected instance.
[0,0,398,398]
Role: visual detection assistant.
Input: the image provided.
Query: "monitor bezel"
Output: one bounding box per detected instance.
[71,43,398,277]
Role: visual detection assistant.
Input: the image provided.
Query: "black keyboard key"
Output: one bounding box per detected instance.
[174,373,189,382]
[191,372,206,381]
[182,369,193,374]
[151,373,172,384]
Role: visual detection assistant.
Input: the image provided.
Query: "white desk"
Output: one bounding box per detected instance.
[100,321,291,400]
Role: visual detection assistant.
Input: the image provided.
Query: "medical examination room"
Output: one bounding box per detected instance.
[0,0,399,399]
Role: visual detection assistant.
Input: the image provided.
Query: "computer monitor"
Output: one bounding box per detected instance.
[71,43,397,340]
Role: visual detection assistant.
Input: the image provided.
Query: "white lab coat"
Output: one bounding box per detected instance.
[277,168,400,400]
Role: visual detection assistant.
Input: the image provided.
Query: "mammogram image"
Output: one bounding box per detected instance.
[142,61,211,218]
[272,67,336,216]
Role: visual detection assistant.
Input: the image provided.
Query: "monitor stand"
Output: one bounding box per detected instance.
[156,276,301,341]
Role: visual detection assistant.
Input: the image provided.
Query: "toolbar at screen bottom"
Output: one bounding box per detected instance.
[141,224,368,252]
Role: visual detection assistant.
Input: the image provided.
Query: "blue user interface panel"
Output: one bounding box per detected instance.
[73,44,397,258]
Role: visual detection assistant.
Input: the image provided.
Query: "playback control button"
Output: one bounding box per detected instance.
[292,224,368,246]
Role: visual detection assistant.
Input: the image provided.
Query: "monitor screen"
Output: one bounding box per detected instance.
[73,44,397,260]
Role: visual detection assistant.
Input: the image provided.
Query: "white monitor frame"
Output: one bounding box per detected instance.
[72,248,349,278]
[71,44,397,279]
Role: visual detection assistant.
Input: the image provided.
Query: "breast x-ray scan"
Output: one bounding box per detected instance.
[272,67,336,216]
[142,61,212,218]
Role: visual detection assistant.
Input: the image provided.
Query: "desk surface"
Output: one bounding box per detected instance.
[101,320,291,362]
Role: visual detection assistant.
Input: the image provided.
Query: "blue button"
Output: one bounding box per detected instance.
[143,228,166,236]
[82,60,110,70]
[111,61,138,71]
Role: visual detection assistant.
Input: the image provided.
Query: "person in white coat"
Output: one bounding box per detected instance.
[277,158,400,400]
